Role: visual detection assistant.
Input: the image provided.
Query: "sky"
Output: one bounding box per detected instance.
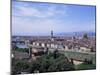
[12,0,96,36]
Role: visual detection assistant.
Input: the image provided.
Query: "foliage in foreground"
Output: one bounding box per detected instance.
[12,51,75,75]
[30,52,75,73]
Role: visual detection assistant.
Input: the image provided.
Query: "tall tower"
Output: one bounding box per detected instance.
[51,30,53,38]
[51,30,54,41]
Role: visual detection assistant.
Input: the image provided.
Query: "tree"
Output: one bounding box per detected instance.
[12,51,75,74]
[53,49,59,59]
[56,59,74,71]
[12,59,30,74]
[30,60,41,73]
[30,52,75,73]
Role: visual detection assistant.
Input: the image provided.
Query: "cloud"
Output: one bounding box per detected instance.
[12,1,68,18]
[12,1,70,35]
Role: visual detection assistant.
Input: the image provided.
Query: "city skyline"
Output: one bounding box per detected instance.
[12,0,96,36]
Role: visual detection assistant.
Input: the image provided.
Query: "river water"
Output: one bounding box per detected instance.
[16,44,28,48]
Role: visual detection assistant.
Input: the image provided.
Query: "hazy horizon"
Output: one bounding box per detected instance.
[12,30,96,36]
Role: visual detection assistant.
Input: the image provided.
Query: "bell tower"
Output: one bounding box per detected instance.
[51,30,54,41]
[51,30,53,38]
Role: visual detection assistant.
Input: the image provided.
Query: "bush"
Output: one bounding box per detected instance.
[12,59,30,74]
[30,52,75,73]
[15,48,29,53]
[12,51,75,74]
